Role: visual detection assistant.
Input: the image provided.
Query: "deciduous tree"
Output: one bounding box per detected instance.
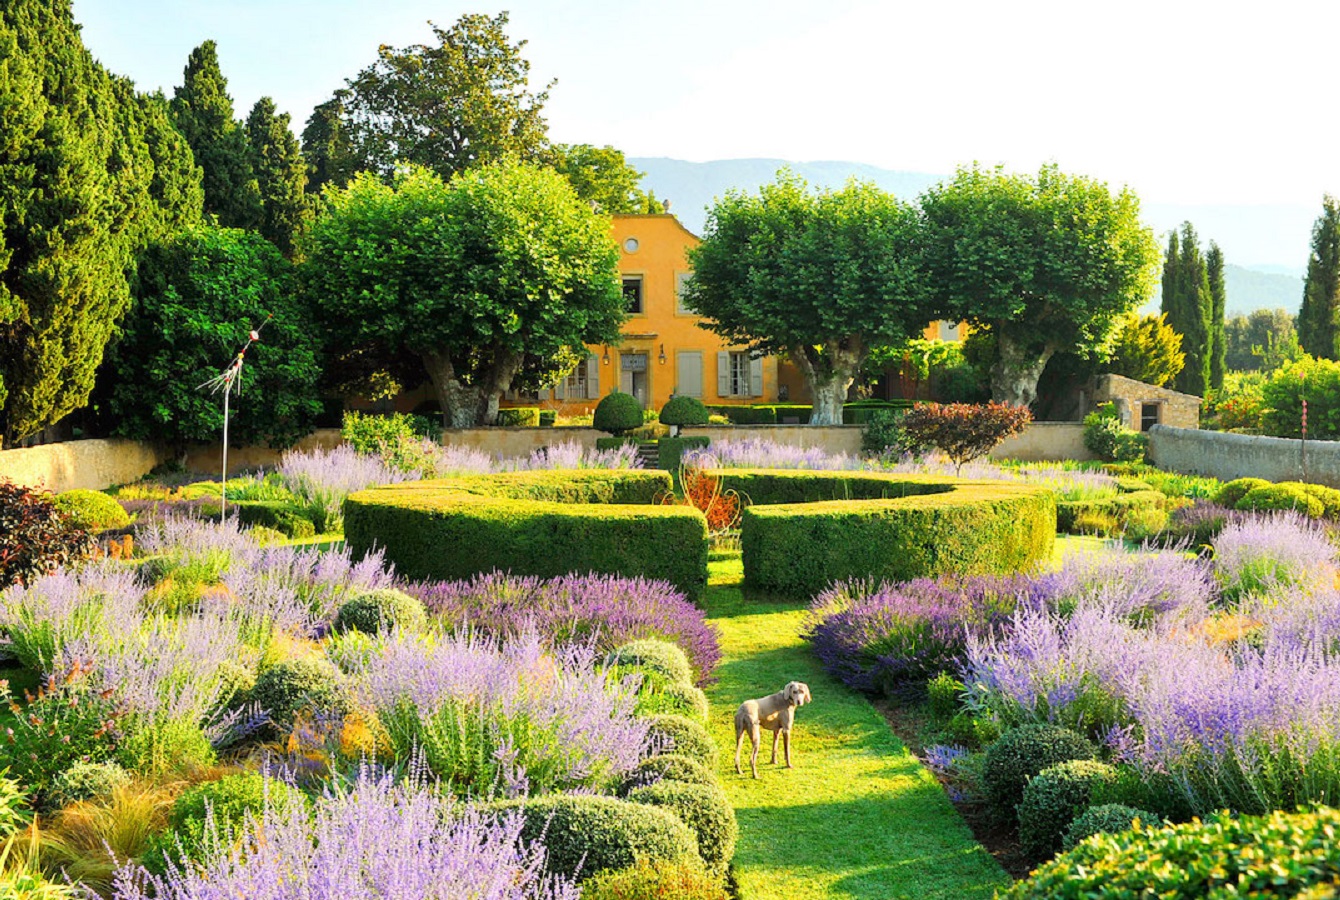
[1224,309,1299,372]
[549,144,665,214]
[919,164,1158,408]
[302,163,623,426]
[683,172,928,425]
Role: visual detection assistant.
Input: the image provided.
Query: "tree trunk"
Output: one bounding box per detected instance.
[991,330,1055,408]
[421,349,523,428]
[790,338,863,426]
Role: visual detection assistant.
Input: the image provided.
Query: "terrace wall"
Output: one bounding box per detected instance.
[1149,425,1340,487]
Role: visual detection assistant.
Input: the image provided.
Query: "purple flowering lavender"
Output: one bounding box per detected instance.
[412,571,720,685]
[0,564,145,671]
[683,438,869,471]
[1044,547,1214,623]
[222,542,396,637]
[113,770,580,900]
[501,440,643,472]
[1213,511,1336,602]
[279,445,417,531]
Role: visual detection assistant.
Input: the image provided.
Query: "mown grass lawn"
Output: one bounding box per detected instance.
[701,554,1008,900]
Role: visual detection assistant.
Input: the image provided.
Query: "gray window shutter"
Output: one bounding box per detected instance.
[586,355,600,399]
[677,351,703,398]
[750,355,764,397]
[554,372,567,400]
[717,352,731,397]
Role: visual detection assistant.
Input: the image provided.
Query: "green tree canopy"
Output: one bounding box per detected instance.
[683,172,928,425]
[330,13,551,183]
[1206,241,1227,390]
[549,144,665,214]
[301,162,623,426]
[1105,312,1185,388]
[170,40,261,230]
[1224,309,1300,372]
[918,164,1159,407]
[246,96,308,256]
[100,227,321,448]
[1299,195,1340,360]
[1160,222,1213,396]
[300,95,354,195]
[0,0,202,445]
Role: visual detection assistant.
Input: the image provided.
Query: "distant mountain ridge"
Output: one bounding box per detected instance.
[632,157,1312,316]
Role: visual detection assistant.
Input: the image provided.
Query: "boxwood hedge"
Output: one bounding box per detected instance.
[344,470,708,599]
[719,469,1055,598]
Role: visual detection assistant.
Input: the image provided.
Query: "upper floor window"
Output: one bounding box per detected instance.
[622,276,644,314]
[675,272,694,315]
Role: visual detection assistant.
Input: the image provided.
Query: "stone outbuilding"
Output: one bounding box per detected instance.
[1093,374,1201,431]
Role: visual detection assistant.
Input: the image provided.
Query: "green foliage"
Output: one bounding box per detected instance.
[52,490,130,532]
[49,762,130,808]
[1262,356,1340,439]
[341,411,438,474]
[333,588,428,636]
[644,714,718,770]
[251,656,352,735]
[1106,312,1185,387]
[495,793,698,881]
[343,470,708,599]
[982,724,1097,821]
[1082,404,1147,462]
[658,436,710,474]
[594,392,645,435]
[102,226,322,449]
[1161,223,1213,397]
[495,407,540,427]
[0,481,94,590]
[1237,483,1324,518]
[170,41,261,230]
[1215,477,1273,508]
[144,774,301,875]
[606,640,694,686]
[245,96,308,256]
[230,499,318,538]
[1056,491,1166,536]
[633,679,710,723]
[0,1,201,444]
[731,472,1055,599]
[1017,760,1119,860]
[1061,803,1157,852]
[659,396,710,428]
[618,754,718,797]
[116,718,216,776]
[580,858,728,900]
[919,164,1159,407]
[303,163,623,426]
[627,780,738,875]
[1207,242,1227,390]
[300,97,353,195]
[860,408,909,456]
[1300,196,1340,360]
[1002,806,1340,899]
[549,143,664,214]
[685,171,928,424]
[897,402,1031,473]
[927,672,965,723]
[1224,309,1300,373]
[0,771,30,839]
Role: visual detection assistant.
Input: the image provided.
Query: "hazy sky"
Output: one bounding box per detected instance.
[72,0,1339,212]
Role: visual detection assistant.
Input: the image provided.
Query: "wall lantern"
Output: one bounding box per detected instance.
[658,343,667,365]
[602,347,611,365]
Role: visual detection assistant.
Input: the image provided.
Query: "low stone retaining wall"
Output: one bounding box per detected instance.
[1149,425,1340,487]
[990,422,1093,462]
[0,439,169,493]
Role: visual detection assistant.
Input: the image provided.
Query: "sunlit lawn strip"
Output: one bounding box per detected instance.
[702,556,1007,900]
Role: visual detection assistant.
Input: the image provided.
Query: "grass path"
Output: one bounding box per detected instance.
[701,555,1008,900]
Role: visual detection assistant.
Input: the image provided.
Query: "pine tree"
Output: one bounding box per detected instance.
[1206,241,1227,389]
[1160,222,1212,396]
[1300,196,1340,360]
[170,40,262,229]
[246,97,308,256]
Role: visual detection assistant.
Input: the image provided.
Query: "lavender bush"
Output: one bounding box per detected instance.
[114,770,579,900]
[1212,512,1336,602]
[683,439,867,471]
[413,572,720,685]
[279,444,416,532]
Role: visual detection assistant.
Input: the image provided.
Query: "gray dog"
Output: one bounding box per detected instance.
[734,681,812,778]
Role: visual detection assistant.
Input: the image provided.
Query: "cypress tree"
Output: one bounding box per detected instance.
[1161,222,1211,396]
[1299,196,1340,360]
[246,97,308,256]
[1206,241,1227,389]
[301,95,355,194]
[171,41,262,229]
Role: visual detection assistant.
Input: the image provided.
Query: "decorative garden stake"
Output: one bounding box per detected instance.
[197,315,272,517]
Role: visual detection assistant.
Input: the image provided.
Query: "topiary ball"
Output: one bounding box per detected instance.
[1293,482,1340,519]
[982,724,1097,822]
[593,391,645,436]
[606,639,694,686]
[1237,484,1324,518]
[635,679,710,723]
[333,588,428,635]
[628,780,738,875]
[644,714,717,770]
[252,656,352,734]
[1213,477,1272,509]
[491,793,698,880]
[581,859,728,900]
[660,396,710,428]
[143,773,302,874]
[50,761,131,808]
[618,753,718,797]
[53,489,131,531]
[1062,802,1158,851]
[1017,759,1120,860]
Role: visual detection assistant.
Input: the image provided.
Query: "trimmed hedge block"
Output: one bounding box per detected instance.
[658,436,711,473]
[1056,490,1166,534]
[723,469,1055,599]
[344,470,708,599]
[232,500,319,538]
[495,407,540,427]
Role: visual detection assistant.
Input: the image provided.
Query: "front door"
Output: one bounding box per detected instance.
[620,353,650,407]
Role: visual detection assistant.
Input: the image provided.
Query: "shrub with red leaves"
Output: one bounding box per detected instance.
[668,468,741,534]
[0,479,94,589]
[899,402,1033,474]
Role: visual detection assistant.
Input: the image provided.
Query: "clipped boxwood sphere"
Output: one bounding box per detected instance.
[1002,806,1340,899]
[1214,477,1272,508]
[1062,803,1158,851]
[581,859,728,900]
[1294,481,1340,519]
[494,793,697,880]
[983,724,1096,821]
[54,489,130,531]
[144,773,301,874]
[1237,483,1324,518]
[1017,760,1119,860]
[252,656,352,734]
[618,753,718,797]
[635,680,710,723]
[593,391,645,436]
[606,639,694,686]
[660,396,709,428]
[628,780,738,874]
[333,588,428,635]
[645,714,717,769]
